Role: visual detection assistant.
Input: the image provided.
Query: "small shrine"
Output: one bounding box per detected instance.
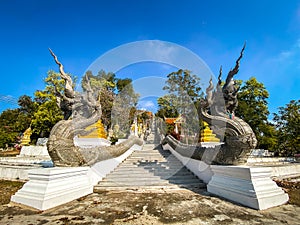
[165,115,184,134]
[200,121,220,142]
[78,120,107,139]
[21,127,32,146]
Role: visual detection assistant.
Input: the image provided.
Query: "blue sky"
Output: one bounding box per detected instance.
[0,0,299,116]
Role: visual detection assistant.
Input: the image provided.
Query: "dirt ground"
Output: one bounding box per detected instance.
[0,149,20,157]
[0,180,300,225]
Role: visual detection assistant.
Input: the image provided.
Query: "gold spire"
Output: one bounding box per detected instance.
[200,122,220,142]
[79,120,107,139]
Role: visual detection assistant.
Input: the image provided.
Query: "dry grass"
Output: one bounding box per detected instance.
[0,180,24,205]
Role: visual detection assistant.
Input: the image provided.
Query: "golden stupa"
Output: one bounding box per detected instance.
[200,122,220,142]
[21,127,32,146]
[79,120,107,139]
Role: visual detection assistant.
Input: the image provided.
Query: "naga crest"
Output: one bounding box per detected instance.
[199,43,257,165]
[47,49,142,167]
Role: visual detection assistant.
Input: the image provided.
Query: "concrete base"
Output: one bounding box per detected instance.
[269,163,300,178]
[162,143,213,184]
[18,146,51,159]
[11,167,93,210]
[207,166,289,210]
[0,164,40,180]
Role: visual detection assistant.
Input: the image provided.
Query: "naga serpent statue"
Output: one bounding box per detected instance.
[163,44,257,165]
[47,49,142,167]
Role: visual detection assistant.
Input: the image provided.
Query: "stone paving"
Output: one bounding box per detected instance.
[1,132,299,224]
[1,188,300,225]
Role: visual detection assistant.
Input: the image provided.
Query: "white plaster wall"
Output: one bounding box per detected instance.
[18,146,50,158]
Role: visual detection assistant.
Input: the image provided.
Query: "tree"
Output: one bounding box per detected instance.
[83,70,140,136]
[84,70,116,129]
[116,78,132,92]
[235,77,276,150]
[158,69,203,142]
[84,70,139,131]
[0,95,38,148]
[18,95,36,117]
[273,100,300,156]
[31,70,64,140]
[0,109,22,148]
[112,79,139,137]
[156,95,179,118]
[163,69,203,105]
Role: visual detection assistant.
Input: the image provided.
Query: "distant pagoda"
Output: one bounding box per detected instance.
[78,120,107,139]
[200,121,220,142]
[21,127,32,146]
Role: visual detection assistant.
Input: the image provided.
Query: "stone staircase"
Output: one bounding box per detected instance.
[94,132,206,192]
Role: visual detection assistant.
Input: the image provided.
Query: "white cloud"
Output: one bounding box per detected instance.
[0,95,18,105]
[146,40,177,62]
[137,100,156,111]
[296,38,300,48]
[278,51,293,60]
[273,38,300,65]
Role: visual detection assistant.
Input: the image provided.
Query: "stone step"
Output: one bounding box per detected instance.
[105,174,197,181]
[120,160,183,165]
[122,160,178,164]
[97,179,205,188]
[112,167,191,173]
[106,170,193,177]
[102,179,201,187]
[94,184,204,193]
[94,185,179,193]
[97,181,170,187]
[120,162,184,167]
[116,166,187,171]
[129,154,170,157]
[107,172,193,178]
[125,156,179,160]
[94,139,205,192]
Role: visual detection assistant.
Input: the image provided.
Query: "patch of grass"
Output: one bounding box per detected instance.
[0,180,24,205]
[287,189,300,206]
[0,149,20,157]
[274,179,300,206]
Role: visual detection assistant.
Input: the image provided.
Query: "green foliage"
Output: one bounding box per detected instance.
[85,70,116,92]
[235,77,275,150]
[18,95,37,116]
[30,71,64,139]
[273,100,300,156]
[163,69,203,108]
[84,70,139,130]
[157,69,203,143]
[116,78,132,92]
[0,109,23,148]
[157,69,203,119]
[35,70,68,103]
[0,127,18,148]
[156,95,179,118]
[113,79,139,135]
[31,99,63,138]
[0,94,39,147]
[257,122,278,151]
